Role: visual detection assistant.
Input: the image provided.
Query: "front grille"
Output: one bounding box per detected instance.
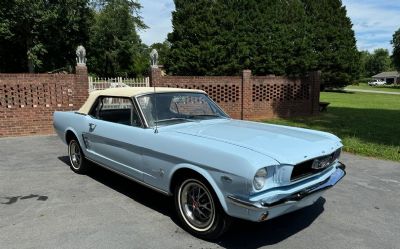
[291,160,320,181]
[290,150,339,182]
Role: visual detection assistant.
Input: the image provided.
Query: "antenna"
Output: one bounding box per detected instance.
[150,49,159,134]
[153,82,158,134]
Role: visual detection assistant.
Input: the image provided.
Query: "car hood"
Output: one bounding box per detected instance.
[171,119,342,165]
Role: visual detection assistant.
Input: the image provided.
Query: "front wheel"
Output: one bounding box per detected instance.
[174,177,231,240]
[68,139,89,174]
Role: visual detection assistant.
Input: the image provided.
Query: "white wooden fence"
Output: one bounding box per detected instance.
[88,76,150,92]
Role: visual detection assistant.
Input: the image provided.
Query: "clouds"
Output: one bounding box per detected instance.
[138,0,400,53]
[342,0,400,53]
[138,0,175,45]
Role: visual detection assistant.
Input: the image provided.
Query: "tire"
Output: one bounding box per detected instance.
[174,175,231,240]
[68,139,89,174]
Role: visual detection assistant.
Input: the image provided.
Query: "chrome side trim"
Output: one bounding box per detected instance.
[86,157,171,196]
[227,163,346,210]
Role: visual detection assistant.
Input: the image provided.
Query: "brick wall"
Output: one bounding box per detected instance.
[0,65,88,137]
[0,66,319,138]
[151,68,320,120]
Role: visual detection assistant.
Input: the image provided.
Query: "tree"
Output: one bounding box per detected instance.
[364,48,392,77]
[0,0,92,73]
[166,0,313,76]
[132,43,151,77]
[166,0,359,87]
[302,0,360,88]
[392,28,400,72]
[359,51,371,78]
[87,0,147,77]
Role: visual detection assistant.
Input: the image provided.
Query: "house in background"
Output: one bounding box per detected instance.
[372,71,400,84]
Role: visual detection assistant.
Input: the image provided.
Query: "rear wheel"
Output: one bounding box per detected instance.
[68,139,89,174]
[174,176,231,240]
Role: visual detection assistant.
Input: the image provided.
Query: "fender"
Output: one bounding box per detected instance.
[63,127,87,155]
[168,163,229,212]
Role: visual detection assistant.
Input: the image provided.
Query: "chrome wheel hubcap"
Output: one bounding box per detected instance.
[69,141,81,169]
[179,180,215,231]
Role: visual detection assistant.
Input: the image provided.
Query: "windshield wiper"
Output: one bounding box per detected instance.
[187,114,224,119]
[155,118,192,124]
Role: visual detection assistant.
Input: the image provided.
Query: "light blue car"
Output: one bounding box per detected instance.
[53,87,346,239]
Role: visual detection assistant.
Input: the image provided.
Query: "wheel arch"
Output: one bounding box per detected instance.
[64,128,86,156]
[169,164,228,212]
[65,129,78,145]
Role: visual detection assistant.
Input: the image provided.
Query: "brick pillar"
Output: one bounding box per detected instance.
[308,71,321,114]
[74,65,89,108]
[150,67,162,87]
[242,70,253,120]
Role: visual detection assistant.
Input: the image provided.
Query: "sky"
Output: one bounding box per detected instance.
[138,0,400,53]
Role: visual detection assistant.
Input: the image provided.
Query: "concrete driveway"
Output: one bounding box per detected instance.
[344,88,400,95]
[1,135,399,249]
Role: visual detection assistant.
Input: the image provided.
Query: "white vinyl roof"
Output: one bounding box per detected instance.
[78,87,205,114]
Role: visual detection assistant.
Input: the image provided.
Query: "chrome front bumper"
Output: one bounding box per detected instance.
[226,163,346,221]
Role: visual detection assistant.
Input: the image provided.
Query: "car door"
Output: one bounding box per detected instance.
[83,96,144,181]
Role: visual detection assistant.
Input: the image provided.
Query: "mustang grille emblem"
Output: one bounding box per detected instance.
[311,156,333,170]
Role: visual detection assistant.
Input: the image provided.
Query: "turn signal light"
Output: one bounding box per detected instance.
[259,212,269,221]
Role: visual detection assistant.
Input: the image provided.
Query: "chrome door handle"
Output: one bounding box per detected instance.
[89,123,96,131]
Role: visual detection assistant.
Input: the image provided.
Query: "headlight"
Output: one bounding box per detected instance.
[253,168,268,190]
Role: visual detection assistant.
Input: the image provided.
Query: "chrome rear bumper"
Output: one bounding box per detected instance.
[227,163,346,211]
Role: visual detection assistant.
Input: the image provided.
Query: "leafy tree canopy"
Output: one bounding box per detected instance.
[302,0,360,88]
[166,0,360,87]
[87,0,147,77]
[0,0,92,73]
[0,0,147,76]
[392,28,400,72]
[361,49,393,78]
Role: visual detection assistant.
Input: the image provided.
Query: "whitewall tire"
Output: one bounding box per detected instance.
[68,139,89,174]
[174,175,231,240]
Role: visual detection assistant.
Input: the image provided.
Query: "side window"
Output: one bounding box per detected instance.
[90,96,142,127]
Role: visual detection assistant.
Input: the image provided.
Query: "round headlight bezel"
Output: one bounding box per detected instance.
[333,148,342,161]
[253,168,268,190]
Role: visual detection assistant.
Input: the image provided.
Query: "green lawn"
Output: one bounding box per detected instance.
[346,83,400,93]
[265,91,400,162]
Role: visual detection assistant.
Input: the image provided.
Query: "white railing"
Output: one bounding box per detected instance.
[88,76,150,92]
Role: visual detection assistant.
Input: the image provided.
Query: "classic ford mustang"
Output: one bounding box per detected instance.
[53,87,346,239]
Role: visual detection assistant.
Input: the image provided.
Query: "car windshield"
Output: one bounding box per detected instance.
[137,92,229,127]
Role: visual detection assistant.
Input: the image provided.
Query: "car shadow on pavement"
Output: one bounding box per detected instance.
[217,198,325,248]
[58,156,325,248]
[58,156,176,218]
